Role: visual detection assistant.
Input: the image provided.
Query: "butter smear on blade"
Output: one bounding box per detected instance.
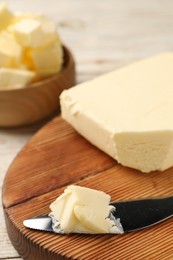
[60,52,173,173]
[49,185,123,234]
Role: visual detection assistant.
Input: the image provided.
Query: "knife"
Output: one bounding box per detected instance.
[23,195,173,233]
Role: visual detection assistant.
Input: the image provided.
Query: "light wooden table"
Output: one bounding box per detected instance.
[1,0,173,258]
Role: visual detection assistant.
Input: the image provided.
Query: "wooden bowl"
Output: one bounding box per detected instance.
[0,46,75,127]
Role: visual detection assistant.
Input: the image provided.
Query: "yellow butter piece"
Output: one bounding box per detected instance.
[0,3,15,31]
[50,185,123,234]
[14,12,45,23]
[34,15,59,47]
[11,16,59,48]
[0,68,36,89]
[74,205,113,233]
[11,18,44,47]
[22,48,35,71]
[0,32,22,68]
[29,41,63,77]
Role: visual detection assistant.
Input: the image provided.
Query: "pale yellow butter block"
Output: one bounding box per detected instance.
[29,41,63,77]
[50,185,123,234]
[0,68,36,89]
[0,3,15,31]
[60,52,173,173]
[0,32,22,68]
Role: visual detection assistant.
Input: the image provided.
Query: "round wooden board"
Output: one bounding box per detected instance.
[2,116,173,260]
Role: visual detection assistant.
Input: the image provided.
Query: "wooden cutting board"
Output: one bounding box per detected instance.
[2,116,173,260]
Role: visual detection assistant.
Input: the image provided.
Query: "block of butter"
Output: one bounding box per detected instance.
[49,185,123,234]
[60,52,173,173]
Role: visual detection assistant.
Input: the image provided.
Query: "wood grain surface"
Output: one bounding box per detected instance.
[2,116,173,260]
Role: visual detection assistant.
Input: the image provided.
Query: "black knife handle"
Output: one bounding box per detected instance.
[111,196,173,232]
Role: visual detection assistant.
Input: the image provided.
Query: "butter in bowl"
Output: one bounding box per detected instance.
[0,3,75,127]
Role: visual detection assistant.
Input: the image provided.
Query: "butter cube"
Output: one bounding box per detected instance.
[50,185,123,234]
[0,68,36,89]
[0,32,22,68]
[11,17,59,48]
[34,15,59,47]
[11,18,43,47]
[29,41,63,77]
[0,3,15,31]
[60,52,173,173]
[14,12,45,23]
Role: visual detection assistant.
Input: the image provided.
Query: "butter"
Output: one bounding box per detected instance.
[11,16,58,48]
[11,18,45,47]
[29,41,63,77]
[0,3,15,31]
[50,185,123,234]
[14,12,45,23]
[0,4,63,88]
[60,53,173,173]
[0,32,22,68]
[34,15,59,47]
[0,68,36,89]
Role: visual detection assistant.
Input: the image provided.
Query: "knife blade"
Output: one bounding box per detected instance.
[23,195,173,233]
